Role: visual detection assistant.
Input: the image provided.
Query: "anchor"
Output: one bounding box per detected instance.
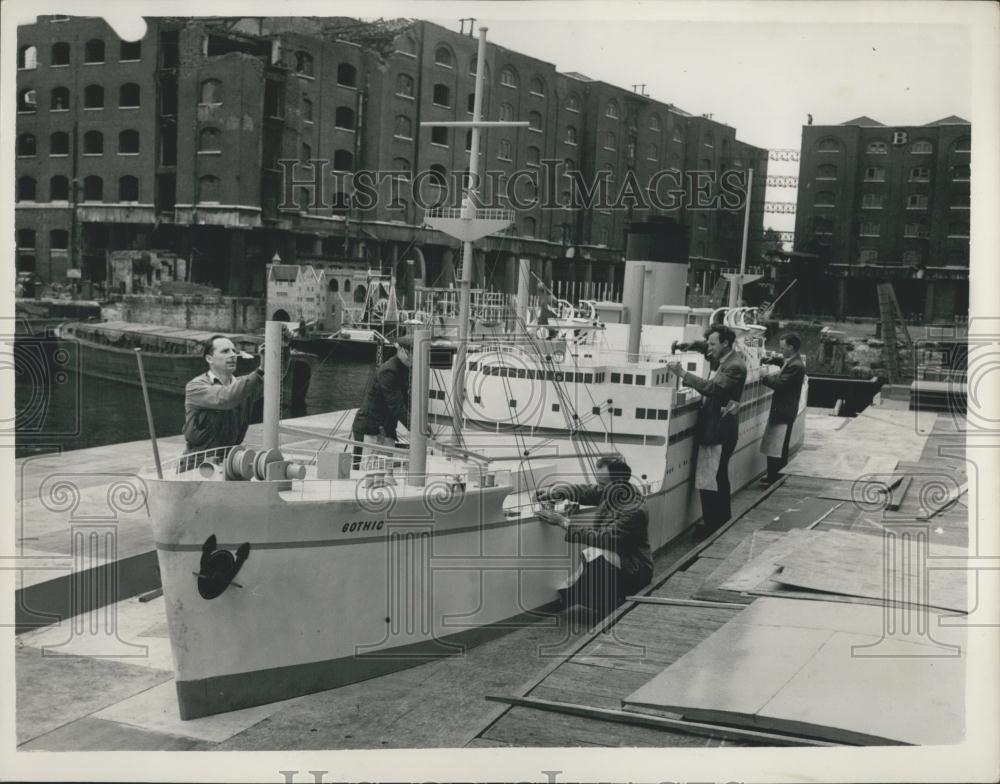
[194,534,250,600]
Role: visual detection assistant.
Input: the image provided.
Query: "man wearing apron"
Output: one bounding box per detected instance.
[667,324,747,539]
[759,333,806,485]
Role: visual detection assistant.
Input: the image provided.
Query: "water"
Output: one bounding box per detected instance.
[14,346,376,458]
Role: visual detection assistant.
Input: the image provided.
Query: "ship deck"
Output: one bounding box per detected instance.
[13,401,970,750]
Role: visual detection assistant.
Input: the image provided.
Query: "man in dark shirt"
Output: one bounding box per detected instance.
[535,456,652,616]
[667,324,748,538]
[760,333,806,484]
[182,335,265,468]
[351,335,412,469]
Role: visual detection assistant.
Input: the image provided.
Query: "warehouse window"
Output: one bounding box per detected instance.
[119,129,140,154]
[50,86,70,110]
[817,137,841,152]
[649,114,661,132]
[864,166,885,181]
[18,45,38,69]
[50,175,69,200]
[82,175,103,201]
[951,164,970,181]
[120,40,141,61]
[605,100,619,119]
[119,176,139,202]
[433,83,451,107]
[434,46,453,67]
[119,83,141,108]
[335,106,356,130]
[294,51,314,77]
[909,167,930,182]
[394,115,412,139]
[83,130,103,155]
[528,110,542,132]
[498,139,512,160]
[50,230,69,250]
[84,39,104,63]
[565,125,577,145]
[910,140,933,154]
[197,175,220,203]
[17,88,37,112]
[333,149,354,171]
[431,126,448,146]
[529,76,545,96]
[17,177,37,201]
[566,94,580,112]
[302,98,313,122]
[500,66,518,88]
[199,79,222,105]
[395,73,414,98]
[16,133,36,157]
[866,140,887,154]
[84,84,104,109]
[816,164,837,180]
[17,229,36,249]
[198,127,221,153]
[337,63,357,87]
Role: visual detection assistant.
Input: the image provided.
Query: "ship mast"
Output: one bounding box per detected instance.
[725,168,761,310]
[422,26,528,444]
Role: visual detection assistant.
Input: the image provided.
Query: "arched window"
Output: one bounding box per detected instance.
[396,34,417,56]
[329,278,339,293]
[118,129,140,154]
[333,149,354,171]
[598,227,610,246]
[528,111,542,131]
[294,51,314,77]
[814,190,835,207]
[430,127,448,146]
[199,79,222,105]
[82,175,103,201]
[433,83,451,107]
[429,163,447,188]
[649,114,661,132]
[84,39,105,63]
[605,131,616,150]
[467,93,475,113]
[529,76,545,95]
[526,146,540,166]
[500,66,518,88]
[83,130,103,155]
[498,139,512,160]
[434,46,452,67]
[952,137,970,154]
[17,133,36,156]
[866,140,887,154]
[702,132,714,148]
[394,115,412,139]
[197,175,220,203]
[469,55,478,75]
[302,98,313,122]
[50,230,69,250]
[337,63,357,87]
[647,143,658,161]
[910,140,933,154]
[17,177,37,201]
[392,157,411,179]
[84,84,104,109]
[18,229,36,248]
[499,103,513,122]
[566,94,580,112]
[119,175,139,202]
[523,216,537,237]
[817,137,841,152]
[565,125,577,145]
[18,45,38,69]
[395,73,414,98]
[50,175,69,200]
[119,83,140,108]
[17,88,37,112]
[354,285,366,302]
[50,86,70,110]
[817,164,837,179]
[120,40,141,61]
[335,106,355,130]
[605,100,619,119]
[300,142,311,162]
[196,128,220,153]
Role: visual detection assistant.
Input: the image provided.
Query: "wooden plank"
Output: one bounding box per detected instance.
[625,596,748,610]
[623,598,965,746]
[719,529,823,593]
[485,696,830,747]
[774,529,968,613]
[887,475,913,511]
[763,498,842,532]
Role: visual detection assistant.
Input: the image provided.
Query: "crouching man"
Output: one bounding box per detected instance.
[535,456,653,617]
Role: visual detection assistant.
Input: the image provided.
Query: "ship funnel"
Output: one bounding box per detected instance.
[623,217,691,326]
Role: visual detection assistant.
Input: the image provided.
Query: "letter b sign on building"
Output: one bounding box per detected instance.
[893,130,909,146]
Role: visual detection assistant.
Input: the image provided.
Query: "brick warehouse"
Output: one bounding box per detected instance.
[789,116,970,321]
[15,15,768,304]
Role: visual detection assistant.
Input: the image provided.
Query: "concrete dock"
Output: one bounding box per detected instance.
[14,402,969,749]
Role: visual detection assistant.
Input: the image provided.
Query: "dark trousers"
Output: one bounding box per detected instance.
[558,555,624,618]
[766,420,796,482]
[699,438,736,533]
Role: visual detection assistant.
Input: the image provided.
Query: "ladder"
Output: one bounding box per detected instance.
[709,275,729,306]
[877,282,913,383]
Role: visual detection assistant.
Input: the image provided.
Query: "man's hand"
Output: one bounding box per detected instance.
[535,487,552,502]
[537,509,568,528]
[722,400,739,416]
[666,361,684,377]
[257,342,266,373]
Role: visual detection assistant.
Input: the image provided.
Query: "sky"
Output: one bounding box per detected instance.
[426,15,973,235]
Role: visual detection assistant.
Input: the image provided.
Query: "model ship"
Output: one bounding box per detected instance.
[143,27,803,719]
